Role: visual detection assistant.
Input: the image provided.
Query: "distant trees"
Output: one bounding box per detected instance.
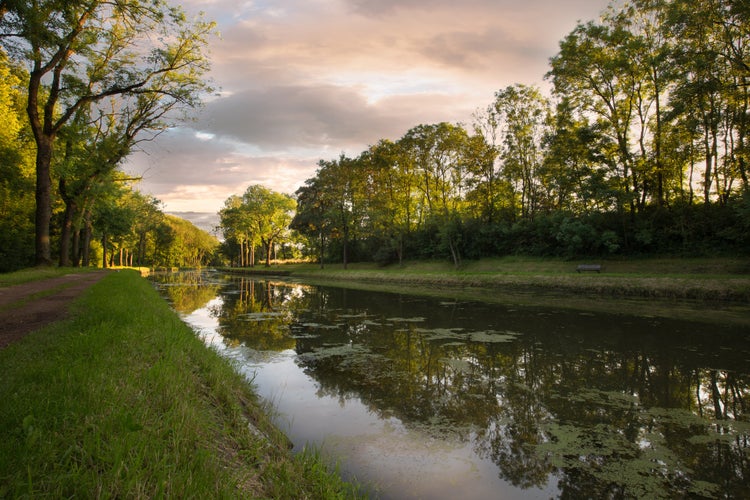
[219,185,296,267]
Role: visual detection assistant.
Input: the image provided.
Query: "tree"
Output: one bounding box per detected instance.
[241,185,296,267]
[0,0,215,264]
[161,215,218,268]
[291,175,333,268]
[220,186,295,268]
[56,73,207,267]
[492,84,553,220]
[548,18,642,214]
[399,123,474,267]
[663,0,749,203]
[360,139,418,265]
[91,182,135,269]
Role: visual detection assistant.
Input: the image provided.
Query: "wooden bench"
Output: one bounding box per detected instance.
[576,264,602,273]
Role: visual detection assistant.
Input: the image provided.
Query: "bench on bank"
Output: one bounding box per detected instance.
[576,264,602,273]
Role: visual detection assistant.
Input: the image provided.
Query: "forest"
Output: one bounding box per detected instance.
[2,1,749,272]
[223,0,750,268]
[0,1,219,272]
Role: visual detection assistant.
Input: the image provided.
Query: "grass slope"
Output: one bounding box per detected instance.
[275,257,750,302]
[226,257,750,326]
[0,270,360,499]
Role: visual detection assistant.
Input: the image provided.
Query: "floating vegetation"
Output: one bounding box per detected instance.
[300,322,341,330]
[536,422,688,500]
[415,327,464,341]
[468,330,519,343]
[566,388,640,409]
[441,341,468,348]
[288,332,320,339]
[337,313,369,319]
[240,311,288,321]
[386,316,426,323]
[296,343,386,372]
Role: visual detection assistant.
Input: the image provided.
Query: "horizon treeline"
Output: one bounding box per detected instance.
[285,0,750,267]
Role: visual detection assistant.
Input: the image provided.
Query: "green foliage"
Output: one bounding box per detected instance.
[220,185,296,267]
[294,0,749,264]
[0,51,35,271]
[1,0,216,265]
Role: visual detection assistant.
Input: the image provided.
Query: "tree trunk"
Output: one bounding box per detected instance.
[343,227,349,270]
[265,240,272,267]
[397,234,404,267]
[34,136,54,265]
[319,230,325,269]
[58,189,77,267]
[82,215,92,267]
[72,228,81,267]
[102,232,108,269]
[448,238,461,269]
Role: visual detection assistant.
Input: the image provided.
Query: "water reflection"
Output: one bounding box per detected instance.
[152,272,750,499]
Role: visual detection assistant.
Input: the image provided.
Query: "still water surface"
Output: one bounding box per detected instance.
[150,271,749,499]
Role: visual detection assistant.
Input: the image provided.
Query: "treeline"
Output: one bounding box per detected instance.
[0,1,218,272]
[288,0,750,267]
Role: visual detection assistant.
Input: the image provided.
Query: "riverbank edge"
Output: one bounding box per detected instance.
[0,270,363,498]
[218,258,750,326]
[221,258,750,301]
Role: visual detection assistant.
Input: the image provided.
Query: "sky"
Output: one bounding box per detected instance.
[123,0,611,231]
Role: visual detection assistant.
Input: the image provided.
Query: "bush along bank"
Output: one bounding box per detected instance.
[0,269,362,498]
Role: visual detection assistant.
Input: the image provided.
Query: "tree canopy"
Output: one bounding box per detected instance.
[1,0,748,272]
[290,0,749,265]
[0,0,215,265]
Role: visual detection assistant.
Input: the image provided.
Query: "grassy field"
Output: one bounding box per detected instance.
[0,270,362,498]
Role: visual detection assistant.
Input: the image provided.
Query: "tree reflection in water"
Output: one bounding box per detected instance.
[152,273,749,498]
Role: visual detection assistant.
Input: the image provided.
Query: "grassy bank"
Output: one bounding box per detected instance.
[0,270,361,498]
[233,256,750,301]
[225,257,750,326]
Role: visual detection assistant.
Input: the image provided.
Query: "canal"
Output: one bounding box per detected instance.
[150,270,749,499]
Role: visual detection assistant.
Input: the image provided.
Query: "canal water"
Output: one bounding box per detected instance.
[150,271,749,499]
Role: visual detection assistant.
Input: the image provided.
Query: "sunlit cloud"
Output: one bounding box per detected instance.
[125,0,611,215]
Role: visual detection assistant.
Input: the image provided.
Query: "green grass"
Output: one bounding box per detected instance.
[277,255,750,277]
[260,256,750,302]
[0,270,362,498]
[228,257,750,326]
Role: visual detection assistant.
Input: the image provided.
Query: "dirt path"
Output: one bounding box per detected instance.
[0,271,110,349]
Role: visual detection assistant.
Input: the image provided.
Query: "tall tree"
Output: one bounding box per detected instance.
[548,18,641,214]
[492,84,552,220]
[0,0,214,264]
[664,0,749,202]
[291,175,333,268]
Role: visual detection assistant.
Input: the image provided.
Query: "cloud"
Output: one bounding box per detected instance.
[126,127,319,210]
[123,0,611,215]
[198,83,472,151]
